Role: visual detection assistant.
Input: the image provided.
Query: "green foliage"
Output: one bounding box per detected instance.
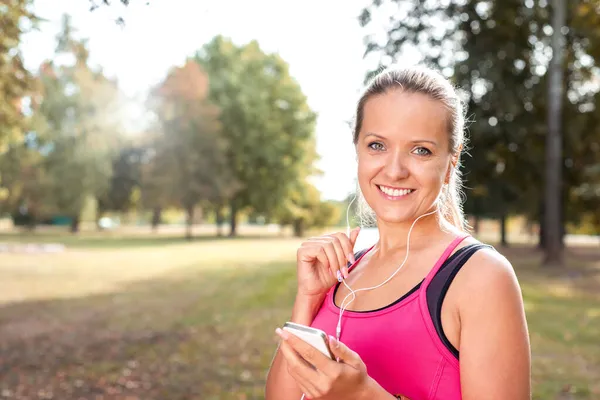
[145,60,238,237]
[195,37,319,234]
[0,0,37,210]
[361,0,600,235]
[97,145,145,213]
[274,180,341,236]
[0,0,35,152]
[11,15,125,230]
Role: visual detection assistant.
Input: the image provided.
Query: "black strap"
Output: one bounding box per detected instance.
[347,248,369,268]
[426,243,494,359]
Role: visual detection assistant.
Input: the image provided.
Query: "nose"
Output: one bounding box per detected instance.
[383,149,409,181]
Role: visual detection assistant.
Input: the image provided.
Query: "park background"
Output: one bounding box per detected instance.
[0,0,599,399]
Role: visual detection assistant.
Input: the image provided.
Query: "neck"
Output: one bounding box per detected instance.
[374,211,450,255]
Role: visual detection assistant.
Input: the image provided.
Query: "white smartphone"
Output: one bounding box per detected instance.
[282,322,333,360]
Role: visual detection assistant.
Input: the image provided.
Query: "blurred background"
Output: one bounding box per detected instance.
[0,0,599,399]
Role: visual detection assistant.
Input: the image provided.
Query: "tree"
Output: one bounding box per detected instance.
[0,0,37,211]
[87,0,150,25]
[148,60,237,239]
[544,0,567,266]
[96,144,145,219]
[274,180,341,237]
[87,0,147,9]
[30,15,124,232]
[360,0,600,254]
[195,36,318,236]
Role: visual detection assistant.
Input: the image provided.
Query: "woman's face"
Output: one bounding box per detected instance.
[356,89,454,225]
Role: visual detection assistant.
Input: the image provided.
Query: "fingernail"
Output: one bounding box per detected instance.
[343,267,349,279]
[275,328,289,340]
[348,252,356,263]
[329,335,339,348]
[336,270,343,282]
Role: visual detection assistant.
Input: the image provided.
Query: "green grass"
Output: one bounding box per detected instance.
[0,233,598,399]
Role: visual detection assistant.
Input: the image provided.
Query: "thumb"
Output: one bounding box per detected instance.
[328,335,363,369]
[349,227,361,245]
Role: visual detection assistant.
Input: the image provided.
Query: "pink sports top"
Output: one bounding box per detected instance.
[311,235,492,400]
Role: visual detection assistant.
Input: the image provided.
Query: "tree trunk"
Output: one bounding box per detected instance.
[473,215,480,235]
[229,200,238,237]
[216,206,224,237]
[560,194,566,248]
[293,218,305,238]
[185,205,194,240]
[544,0,566,266]
[70,215,80,233]
[500,213,508,247]
[151,207,162,232]
[538,201,546,249]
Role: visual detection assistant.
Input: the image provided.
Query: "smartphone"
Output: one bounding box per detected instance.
[283,322,333,360]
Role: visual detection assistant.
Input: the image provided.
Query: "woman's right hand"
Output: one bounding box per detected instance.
[296,227,361,298]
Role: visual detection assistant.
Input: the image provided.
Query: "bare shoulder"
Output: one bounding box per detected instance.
[454,244,523,309]
[450,243,531,399]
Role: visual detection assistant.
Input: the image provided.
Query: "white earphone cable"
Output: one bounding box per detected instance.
[346,194,357,238]
[299,201,438,400]
[336,208,438,340]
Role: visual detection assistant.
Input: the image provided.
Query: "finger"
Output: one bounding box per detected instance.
[325,236,348,279]
[332,233,355,263]
[314,246,331,273]
[276,330,321,395]
[328,335,365,371]
[279,341,320,389]
[331,233,355,278]
[349,227,361,247]
[322,242,341,281]
[300,244,331,271]
[279,327,334,373]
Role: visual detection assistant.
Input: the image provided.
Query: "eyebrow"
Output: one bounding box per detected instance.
[363,132,438,147]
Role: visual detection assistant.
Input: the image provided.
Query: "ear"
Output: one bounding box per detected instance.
[445,157,458,185]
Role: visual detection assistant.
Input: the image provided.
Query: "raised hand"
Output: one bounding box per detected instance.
[296,227,361,298]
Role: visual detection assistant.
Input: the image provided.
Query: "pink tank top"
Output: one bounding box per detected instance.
[311,235,469,400]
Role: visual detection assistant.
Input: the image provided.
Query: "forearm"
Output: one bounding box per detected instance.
[265,294,325,400]
[360,377,402,400]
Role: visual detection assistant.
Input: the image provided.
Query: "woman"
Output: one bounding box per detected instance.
[265,66,531,400]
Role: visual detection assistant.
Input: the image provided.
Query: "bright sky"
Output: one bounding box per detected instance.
[21,0,382,201]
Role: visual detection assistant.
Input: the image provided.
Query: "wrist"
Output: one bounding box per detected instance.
[291,293,326,325]
[358,377,398,400]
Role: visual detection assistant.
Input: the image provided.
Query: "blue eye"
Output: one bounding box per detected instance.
[368,142,384,151]
[413,147,432,156]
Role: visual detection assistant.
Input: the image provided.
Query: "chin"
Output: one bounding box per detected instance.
[375,209,416,225]
[365,193,439,225]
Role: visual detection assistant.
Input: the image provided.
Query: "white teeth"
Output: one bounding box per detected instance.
[379,186,413,197]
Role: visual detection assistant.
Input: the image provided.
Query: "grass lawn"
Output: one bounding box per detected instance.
[0,232,598,399]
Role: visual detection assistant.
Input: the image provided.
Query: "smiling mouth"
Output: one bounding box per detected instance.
[376,185,415,199]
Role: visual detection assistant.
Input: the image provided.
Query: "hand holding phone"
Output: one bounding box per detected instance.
[282,322,333,360]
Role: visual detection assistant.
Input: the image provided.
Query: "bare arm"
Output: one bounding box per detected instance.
[265,294,323,400]
[458,250,531,399]
[266,229,361,400]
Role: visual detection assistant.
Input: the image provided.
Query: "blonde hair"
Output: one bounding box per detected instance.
[352,65,468,231]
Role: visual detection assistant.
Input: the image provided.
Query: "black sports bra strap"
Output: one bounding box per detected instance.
[347,248,369,268]
[426,243,494,359]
